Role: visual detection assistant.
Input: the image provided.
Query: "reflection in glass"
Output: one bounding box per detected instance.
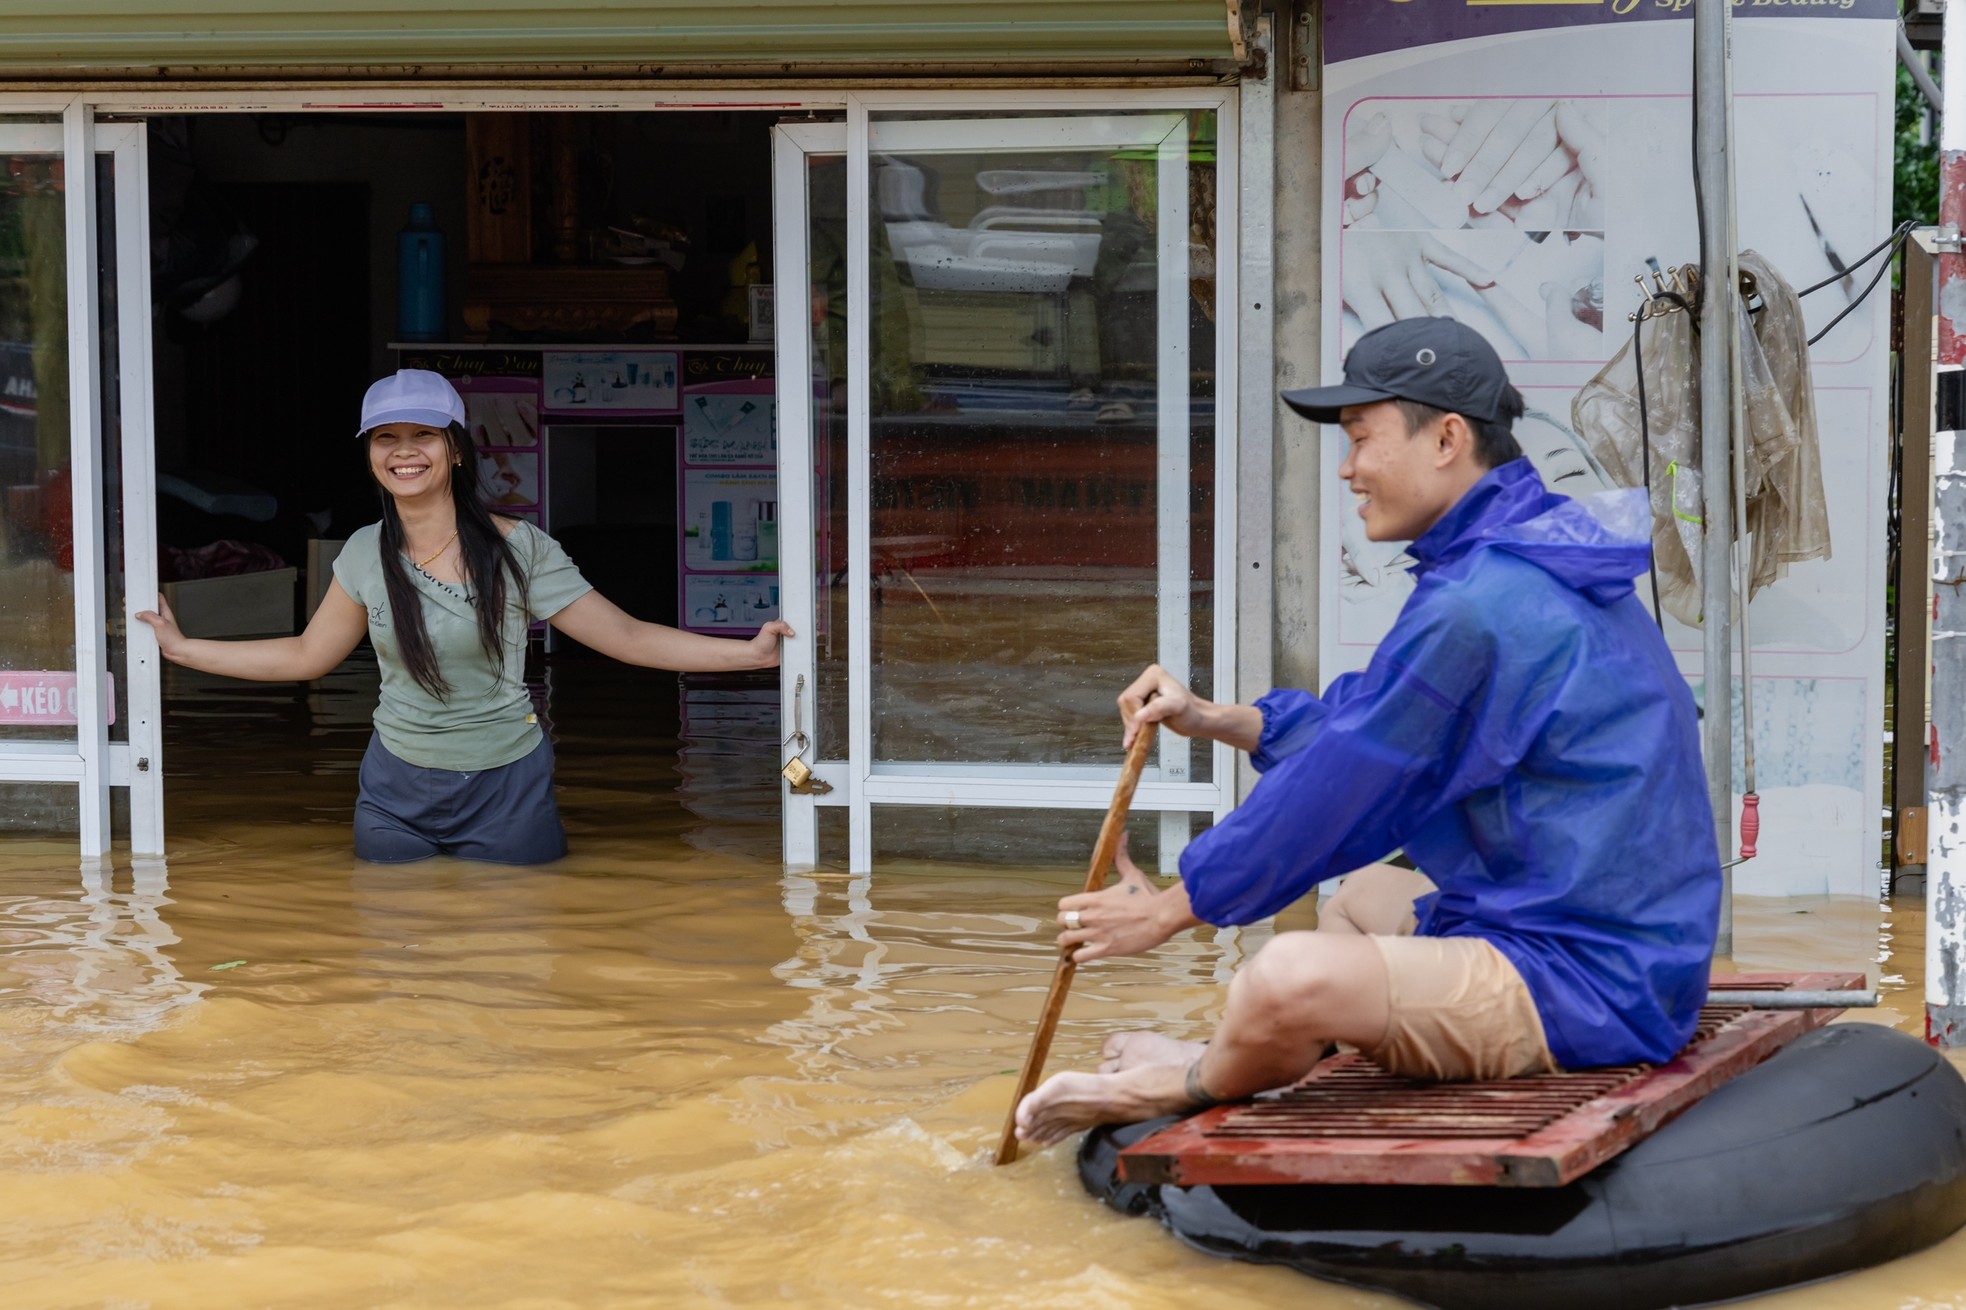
[808,153,850,773]
[97,153,131,745]
[865,113,1217,778]
[0,152,76,753]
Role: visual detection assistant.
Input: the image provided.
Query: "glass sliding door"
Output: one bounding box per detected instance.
[773,121,850,867]
[0,112,161,858]
[778,95,1236,874]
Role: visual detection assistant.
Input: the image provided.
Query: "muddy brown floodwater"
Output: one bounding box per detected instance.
[0,656,1962,1308]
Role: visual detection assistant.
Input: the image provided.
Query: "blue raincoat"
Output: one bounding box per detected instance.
[1180,459,1720,1069]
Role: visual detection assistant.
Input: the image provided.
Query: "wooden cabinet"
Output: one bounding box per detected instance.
[462,113,678,340]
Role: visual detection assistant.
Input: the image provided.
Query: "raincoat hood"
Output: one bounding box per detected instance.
[1410,458,1652,608]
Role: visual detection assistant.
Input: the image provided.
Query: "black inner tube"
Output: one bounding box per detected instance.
[1080,1024,1966,1310]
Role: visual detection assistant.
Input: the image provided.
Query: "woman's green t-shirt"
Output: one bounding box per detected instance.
[332,519,593,771]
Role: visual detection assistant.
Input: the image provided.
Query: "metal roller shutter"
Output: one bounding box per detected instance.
[0,1,1242,78]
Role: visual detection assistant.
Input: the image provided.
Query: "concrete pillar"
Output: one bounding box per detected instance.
[1927,0,1966,1047]
[1270,3,1322,697]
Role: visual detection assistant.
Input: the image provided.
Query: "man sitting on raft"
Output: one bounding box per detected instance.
[1016,316,1722,1146]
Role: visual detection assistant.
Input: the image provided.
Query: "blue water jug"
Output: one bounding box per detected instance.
[396,202,446,342]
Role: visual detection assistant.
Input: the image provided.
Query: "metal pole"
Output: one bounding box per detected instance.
[1927,0,1966,1048]
[1695,0,1735,957]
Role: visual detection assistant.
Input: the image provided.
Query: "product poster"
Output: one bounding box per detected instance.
[541,350,680,415]
[682,575,781,632]
[451,374,541,449]
[445,373,547,523]
[679,466,779,634]
[682,386,777,467]
[1320,3,1895,896]
[478,449,541,508]
[678,372,779,636]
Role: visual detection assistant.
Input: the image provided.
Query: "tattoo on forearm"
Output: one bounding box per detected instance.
[1184,1060,1220,1110]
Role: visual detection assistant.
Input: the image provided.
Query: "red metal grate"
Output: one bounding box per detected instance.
[1118,972,1863,1189]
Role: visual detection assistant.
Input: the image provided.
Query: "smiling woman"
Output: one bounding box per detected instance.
[134,369,793,865]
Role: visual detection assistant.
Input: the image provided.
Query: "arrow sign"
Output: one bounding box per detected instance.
[0,672,115,726]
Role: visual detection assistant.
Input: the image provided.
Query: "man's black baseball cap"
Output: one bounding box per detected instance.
[1281,317,1510,424]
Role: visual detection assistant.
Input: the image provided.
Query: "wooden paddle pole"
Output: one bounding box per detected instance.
[994,722,1160,1166]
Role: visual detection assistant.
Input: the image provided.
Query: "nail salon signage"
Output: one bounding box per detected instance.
[1319,2,1896,896]
[0,672,114,726]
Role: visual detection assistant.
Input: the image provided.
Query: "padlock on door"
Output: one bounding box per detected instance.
[782,752,832,795]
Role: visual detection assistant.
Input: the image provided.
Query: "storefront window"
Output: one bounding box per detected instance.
[864,109,1219,779]
[0,145,75,749]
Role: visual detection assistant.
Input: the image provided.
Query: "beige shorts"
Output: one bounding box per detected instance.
[1328,865,1558,1081]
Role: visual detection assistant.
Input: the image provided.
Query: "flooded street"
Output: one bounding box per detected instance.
[1,658,1963,1308]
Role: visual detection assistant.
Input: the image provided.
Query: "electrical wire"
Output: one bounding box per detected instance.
[1632,311,1667,633]
[1690,34,1706,276]
[1797,219,1916,348]
[1795,219,1916,298]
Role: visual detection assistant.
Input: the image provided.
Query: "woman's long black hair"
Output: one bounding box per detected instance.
[368,421,524,699]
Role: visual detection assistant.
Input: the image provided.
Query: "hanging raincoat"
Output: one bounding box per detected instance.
[1570,250,1830,627]
[1180,460,1720,1070]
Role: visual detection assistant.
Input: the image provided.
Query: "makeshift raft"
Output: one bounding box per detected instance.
[1079,973,1966,1310]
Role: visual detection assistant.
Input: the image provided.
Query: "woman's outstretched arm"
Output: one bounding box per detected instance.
[547,591,790,672]
[136,579,370,681]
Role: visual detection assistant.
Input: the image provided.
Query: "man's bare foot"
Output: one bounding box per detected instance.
[1015,1063,1207,1147]
[1099,1030,1207,1074]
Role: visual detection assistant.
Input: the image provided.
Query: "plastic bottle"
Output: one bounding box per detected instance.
[734,498,759,562]
[757,501,778,570]
[396,203,446,342]
[710,501,734,560]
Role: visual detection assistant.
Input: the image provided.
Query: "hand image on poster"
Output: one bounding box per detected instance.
[1340,98,1607,362]
[478,450,540,507]
[1344,99,1605,234]
[464,392,539,448]
[1342,228,1605,361]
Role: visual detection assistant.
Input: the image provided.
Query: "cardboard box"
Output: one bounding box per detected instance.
[163,567,297,639]
[305,539,347,619]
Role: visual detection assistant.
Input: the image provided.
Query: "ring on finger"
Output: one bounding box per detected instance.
[1063,910,1082,929]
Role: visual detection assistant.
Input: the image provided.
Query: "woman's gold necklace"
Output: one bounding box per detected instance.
[413,529,458,571]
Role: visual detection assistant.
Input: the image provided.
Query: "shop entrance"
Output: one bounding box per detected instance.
[3,92,1237,869]
[135,107,787,856]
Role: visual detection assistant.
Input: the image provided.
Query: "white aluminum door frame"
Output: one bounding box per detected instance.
[803,92,1238,874]
[0,113,161,859]
[107,119,165,856]
[772,120,847,868]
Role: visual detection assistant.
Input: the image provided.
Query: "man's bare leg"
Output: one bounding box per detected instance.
[1016,932,1391,1146]
[1090,864,1427,1074]
[1320,863,1434,936]
[1099,1031,1205,1073]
